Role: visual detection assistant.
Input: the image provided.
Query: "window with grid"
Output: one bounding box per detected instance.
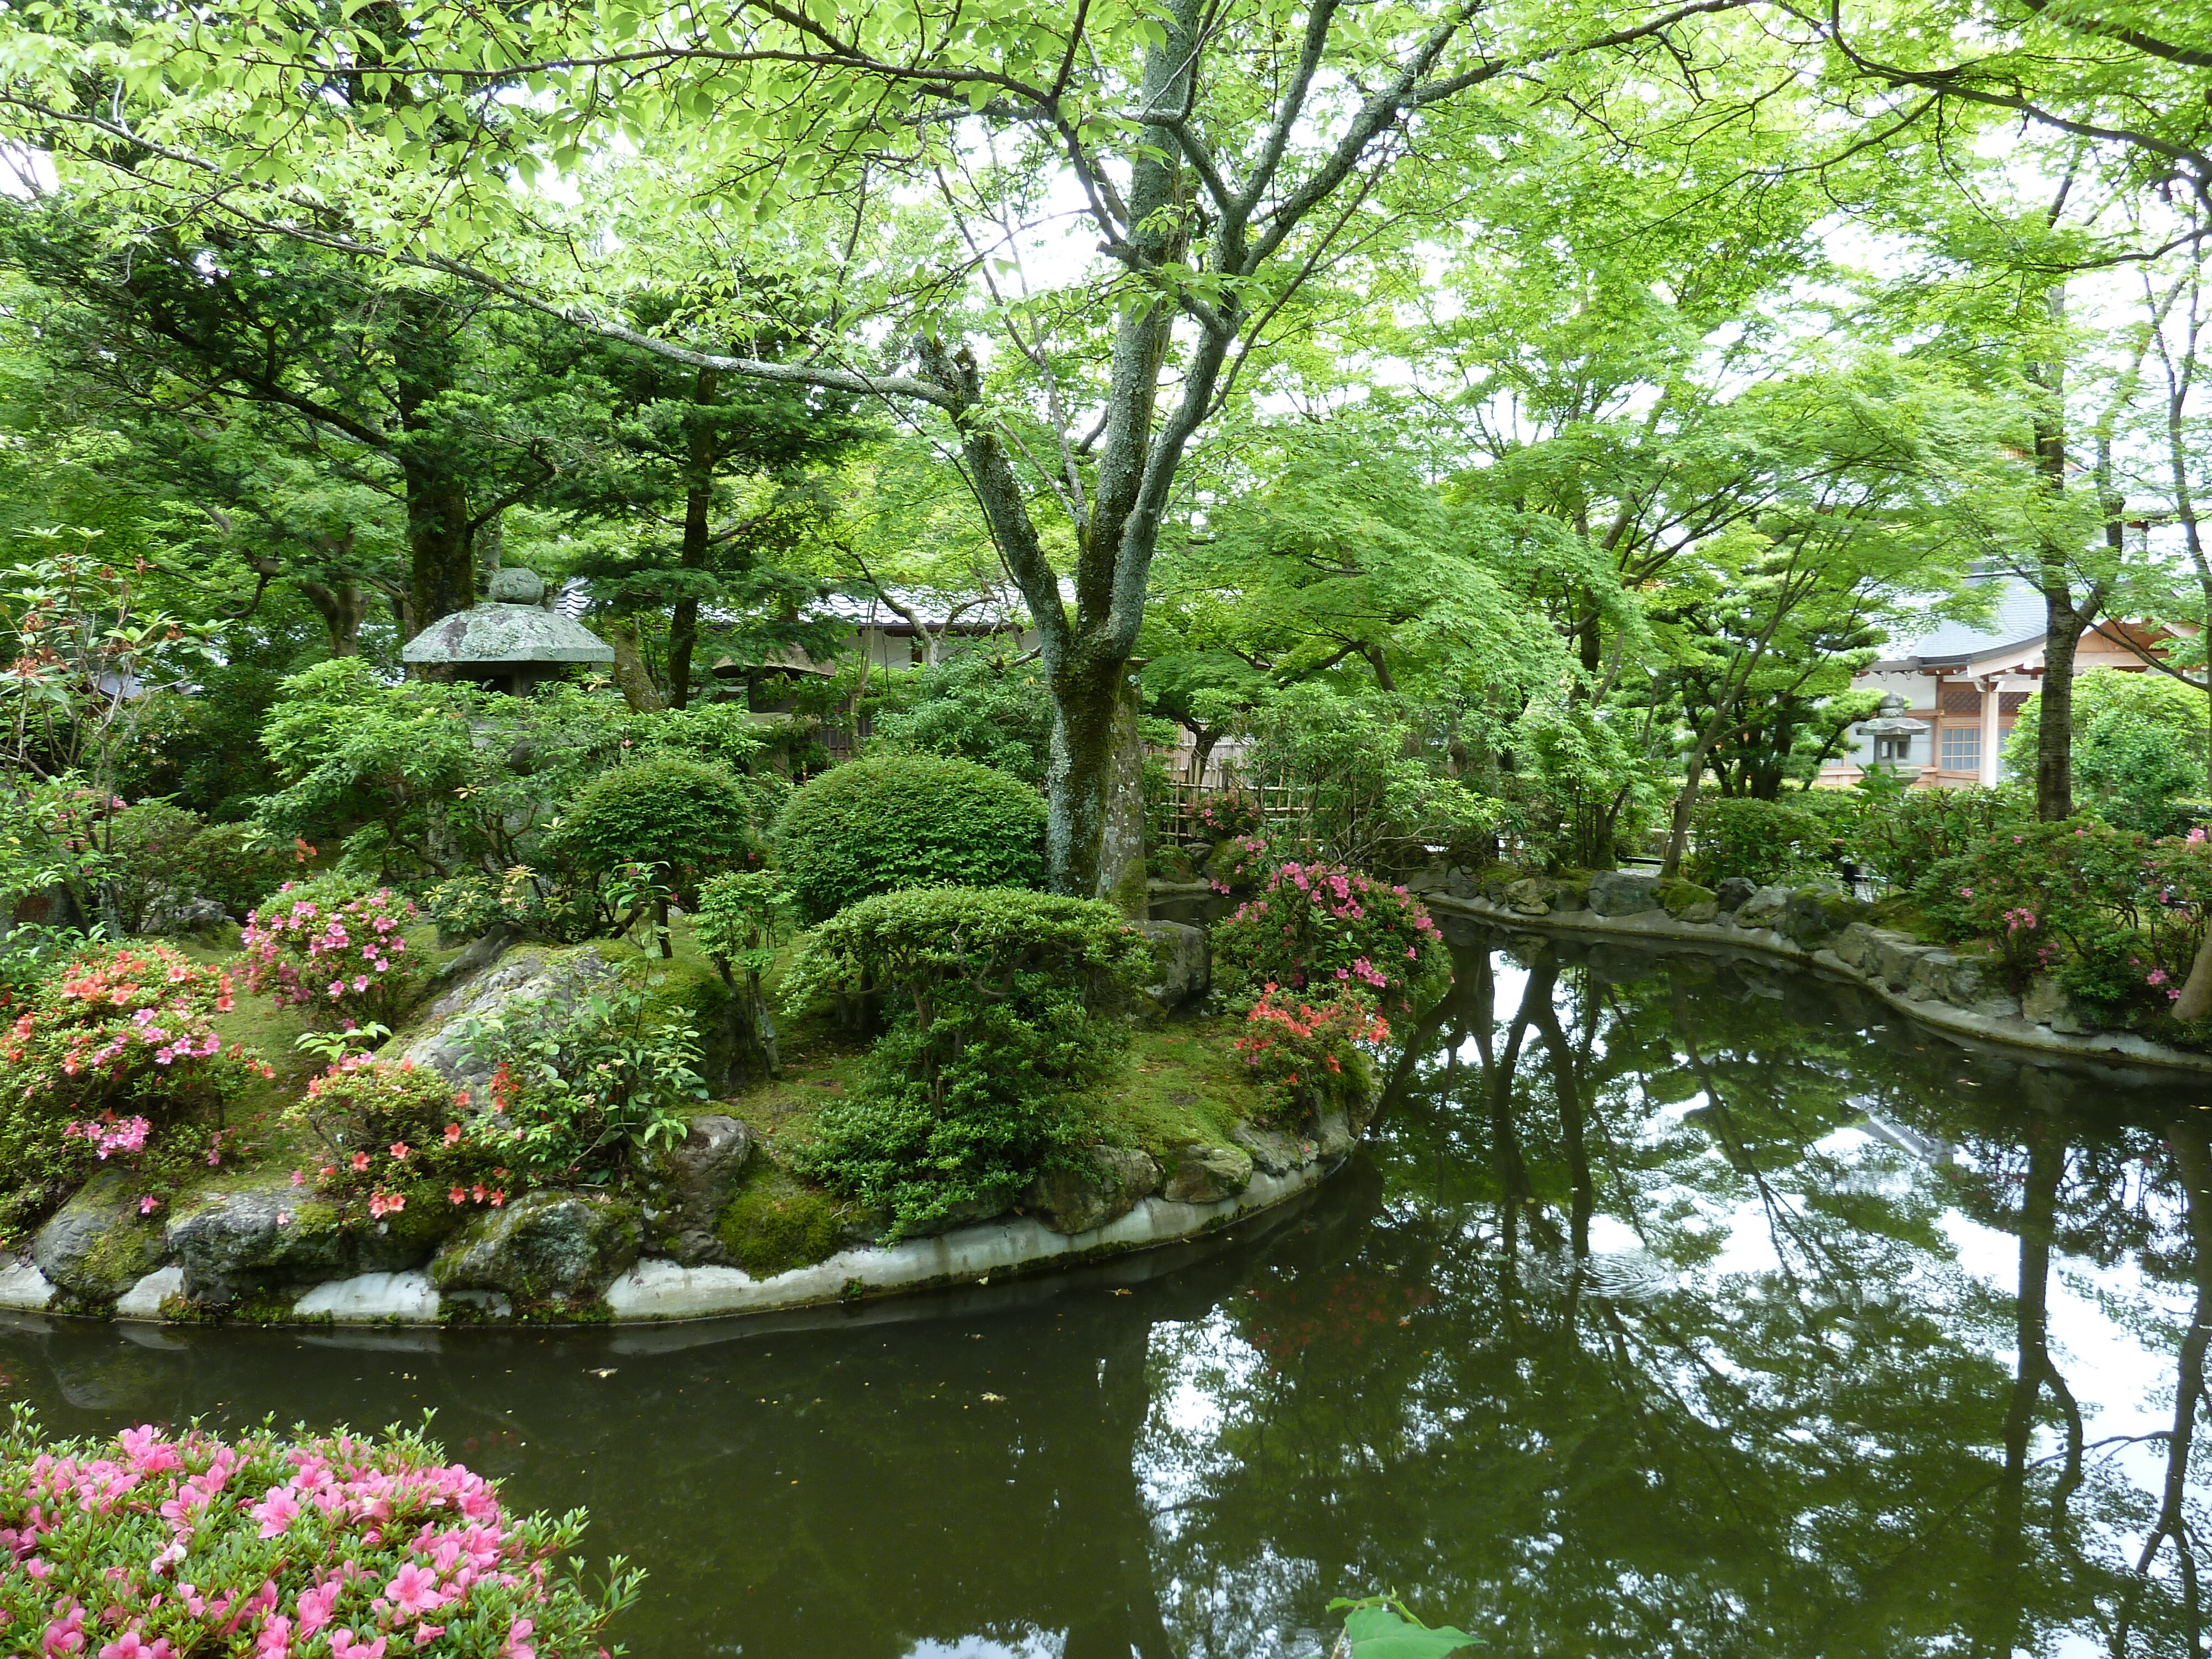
[1939,725,1981,773]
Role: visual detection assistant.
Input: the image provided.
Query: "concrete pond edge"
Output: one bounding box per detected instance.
[1427,891,2212,1078]
[0,1146,1344,1329]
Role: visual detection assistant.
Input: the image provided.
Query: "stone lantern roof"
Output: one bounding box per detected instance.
[400,568,615,687]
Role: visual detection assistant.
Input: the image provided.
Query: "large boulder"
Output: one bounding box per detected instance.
[1658,879,1718,923]
[1132,920,1210,1010]
[1164,1142,1255,1204]
[165,1185,352,1307]
[1731,884,1792,931]
[2023,974,2093,1034]
[1229,1122,1304,1177]
[1586,869,1663,917]
[395,945,624,1086]
[643,1115,754,1266]
[1024,1146,1164,1235]
[1501,877,1554,916]
[429,1190,641,1305]
[1713,877,1759,914]
[33,1167,168,1303]
[1782,882,1868,950]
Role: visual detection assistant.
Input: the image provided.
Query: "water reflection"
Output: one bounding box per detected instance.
[3,932,2211,1657]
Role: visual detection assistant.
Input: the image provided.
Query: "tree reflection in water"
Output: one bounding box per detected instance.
[1,931,2209,1658]
[1141,931,2212,1658]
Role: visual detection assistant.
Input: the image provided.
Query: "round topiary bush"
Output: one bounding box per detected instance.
[543,754,766,905]
[774,754,1047,922]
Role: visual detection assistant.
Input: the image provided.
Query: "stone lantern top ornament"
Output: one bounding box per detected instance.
[400,566,615,692]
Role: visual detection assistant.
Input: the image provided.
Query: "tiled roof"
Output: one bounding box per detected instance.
[1876,577,2049,665]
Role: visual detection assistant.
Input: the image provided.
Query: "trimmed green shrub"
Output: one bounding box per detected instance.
[774,753,1046,922]
[783,886,1150,1237]
[1684,796,1834,887]
[543,754,766,906]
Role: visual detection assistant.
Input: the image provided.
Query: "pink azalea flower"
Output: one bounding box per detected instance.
[385,1563,446,1619]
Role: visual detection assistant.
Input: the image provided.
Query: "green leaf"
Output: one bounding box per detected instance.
[1342,1606,1483,1658]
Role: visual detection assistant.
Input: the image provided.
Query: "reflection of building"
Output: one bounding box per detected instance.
[1824,578,2187,789]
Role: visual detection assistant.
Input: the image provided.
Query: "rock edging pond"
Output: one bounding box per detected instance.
[1425,870,2212,1076]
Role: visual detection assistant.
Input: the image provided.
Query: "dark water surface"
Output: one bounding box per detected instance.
[8,930,2212,1658]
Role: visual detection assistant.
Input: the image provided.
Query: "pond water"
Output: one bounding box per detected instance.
[7,929,2212,1658]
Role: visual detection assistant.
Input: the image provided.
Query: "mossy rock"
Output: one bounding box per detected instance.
[619,947,745,1091]
[1657,878,1718,920]
[1783,883,1871,950]
[715,1159,848,1279]
[1551,871,1593,911]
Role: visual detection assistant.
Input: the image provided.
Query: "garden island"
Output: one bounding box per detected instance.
[1,0,2211,1652]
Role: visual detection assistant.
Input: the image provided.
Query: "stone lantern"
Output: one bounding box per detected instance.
[400,568,615,693]
[1858,690,1929,776]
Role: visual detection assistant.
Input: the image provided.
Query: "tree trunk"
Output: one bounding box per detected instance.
[1660,722,1724,879]
[604,619,664,713]
[2035,601,2091,821]
[666,367,719,709]
[1093,674,1148,917]
[298,578,372,658]
[405,465,479,631]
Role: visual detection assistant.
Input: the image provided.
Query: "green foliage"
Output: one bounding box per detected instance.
[871,650,1054,782]
[542,753,766,905]
[1505,700,1662,872]
[695,870,796,983]
[254,661,780,886]
[1686,796,1834,888]
[1240,688,1498,870]
[455,972,709,1182]
[2005,670,2212,836]
[100,800,203,933]
[179,821,298,920]
[784,886,1151,1237]
[425,865,603,945]
[1856,786,2030,893]
[774,753,1046,922]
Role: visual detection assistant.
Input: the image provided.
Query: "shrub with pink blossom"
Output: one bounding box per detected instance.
[0,943,273,1246]
[1205,833,1278,895]
[0,1406,640,1658]
[243,885,424,1027]
[1232,985,1391,1120]
[285,1058,522,1239]
[1211,861,1448,1012]
[1191,788,1265,844]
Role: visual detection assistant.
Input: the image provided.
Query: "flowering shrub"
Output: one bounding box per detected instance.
[243,885,422,1026]
[0,1406,639,1657]
[0,943,270,1244]
[1233,985,1390,1119]
[1192,788,1265,844]
[1211,862,1447,1011]
[1206,833,1277,895]
[286,1058,520,1236]
[452,981,705,1185]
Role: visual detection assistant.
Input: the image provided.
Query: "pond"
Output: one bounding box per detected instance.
[5,928,2210,1658]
